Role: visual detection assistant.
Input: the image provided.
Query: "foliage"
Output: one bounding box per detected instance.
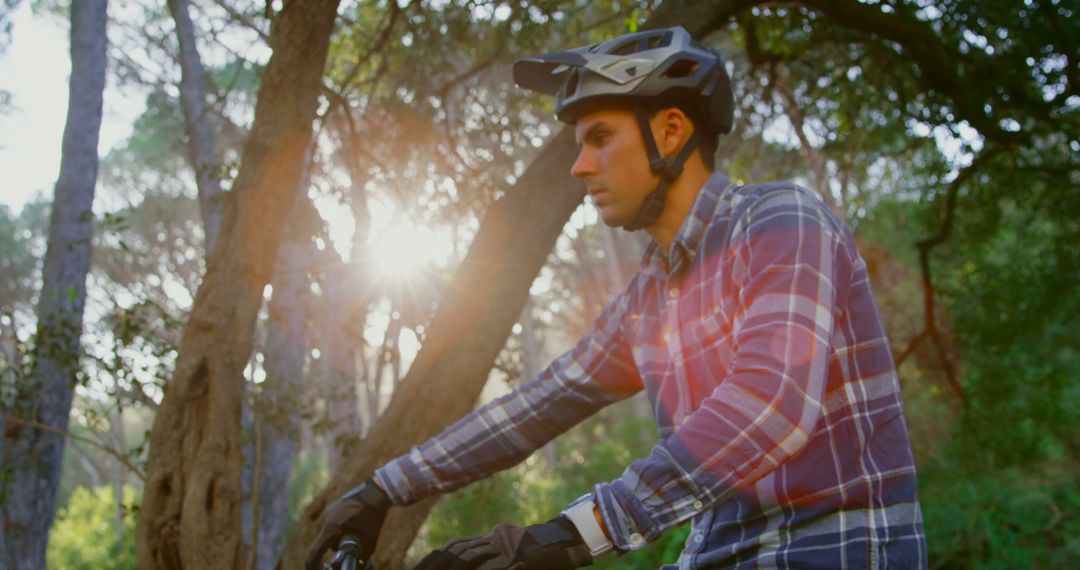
[920,463,1080,569]
[907,150,1080,567]
[47,485,139,570]
[286,452,332,540]
[0,198,48,310]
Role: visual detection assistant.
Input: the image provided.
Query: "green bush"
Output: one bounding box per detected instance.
[921,463,1080,569]
[48,485,139,570]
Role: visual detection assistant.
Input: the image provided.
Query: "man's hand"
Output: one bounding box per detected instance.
[414,517,592,570]
[305,479,392,570]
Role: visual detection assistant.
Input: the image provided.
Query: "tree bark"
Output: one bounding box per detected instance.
[518,298,557,468]
[135,2,342,568]
[0,2,107,568]
[168,0,224,255]
[280,2,760,567]
[245,228,316,570]
[317,263,364,473]
[111,406,127,544]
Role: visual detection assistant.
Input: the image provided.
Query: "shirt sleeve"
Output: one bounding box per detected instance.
[593,186,854,551]
[375,279,645,506]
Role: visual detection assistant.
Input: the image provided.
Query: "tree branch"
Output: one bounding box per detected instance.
[3,414,146,482]
[797,0,1032,145]
[770,62,838,214]
[897,148,1003,403]
[206,0,270,44]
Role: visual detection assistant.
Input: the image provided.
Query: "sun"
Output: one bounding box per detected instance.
[313,193,451,285]
[371,221,440,279]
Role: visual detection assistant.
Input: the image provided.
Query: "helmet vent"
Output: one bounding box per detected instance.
[646,32,672,50]
[563,70,580,97]
[609,31,672,56]
[610,39,642,56]
[663,59,699,78]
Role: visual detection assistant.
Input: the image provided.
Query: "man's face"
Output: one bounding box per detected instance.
[571,108,659,227]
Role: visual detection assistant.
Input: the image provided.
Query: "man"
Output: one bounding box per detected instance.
[308,26,926,569]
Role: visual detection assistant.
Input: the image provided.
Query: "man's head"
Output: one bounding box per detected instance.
[514,26,734,231]
[571,105,703,227]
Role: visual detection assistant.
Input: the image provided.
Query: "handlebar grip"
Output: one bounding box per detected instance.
[322,535,371,570]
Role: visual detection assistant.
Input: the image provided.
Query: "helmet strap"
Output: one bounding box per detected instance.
[622,106,701,231]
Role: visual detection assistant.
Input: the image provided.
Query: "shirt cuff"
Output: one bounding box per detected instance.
[593,481,652,552]
[373,455,418,506]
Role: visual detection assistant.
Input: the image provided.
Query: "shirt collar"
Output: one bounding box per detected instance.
[642,171,733,277]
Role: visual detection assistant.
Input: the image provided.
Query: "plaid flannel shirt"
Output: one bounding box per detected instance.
[376,173,926,569]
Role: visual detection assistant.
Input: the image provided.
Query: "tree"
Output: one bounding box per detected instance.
[167,0,224,255]
[134,2,343,568]
[0,1,108,568]
[242,168,327,570]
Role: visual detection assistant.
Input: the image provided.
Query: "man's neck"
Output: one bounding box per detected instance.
[645,158,712,252]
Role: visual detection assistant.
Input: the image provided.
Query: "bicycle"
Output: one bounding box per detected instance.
[322,536,373,570]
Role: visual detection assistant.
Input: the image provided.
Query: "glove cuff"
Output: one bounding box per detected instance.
[343,478,392,511]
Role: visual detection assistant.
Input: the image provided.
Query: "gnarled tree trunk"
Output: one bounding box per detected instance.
[135,2,342,568]
[0,2,107,568]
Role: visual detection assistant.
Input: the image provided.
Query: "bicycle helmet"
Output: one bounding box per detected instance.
[514,26,734,230]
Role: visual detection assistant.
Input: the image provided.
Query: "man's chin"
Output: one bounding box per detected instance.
[595,207,630,228]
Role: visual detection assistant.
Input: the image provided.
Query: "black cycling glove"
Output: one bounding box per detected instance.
[305,479,392,570]
[414,517,593,570]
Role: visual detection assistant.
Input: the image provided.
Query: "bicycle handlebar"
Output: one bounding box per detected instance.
[322,536,372,570]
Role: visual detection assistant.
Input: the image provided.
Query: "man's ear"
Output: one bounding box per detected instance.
[655,107,692,156]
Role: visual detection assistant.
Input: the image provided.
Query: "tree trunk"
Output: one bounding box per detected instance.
[168,0,224,254]
[281,3,765,567]
[518,298,557,469]
[241,118,321,570]
[317,265,365,473]
[0,2,107,568]
[245,230,316,570]
[111,406,127,544]
[135,2,341,568]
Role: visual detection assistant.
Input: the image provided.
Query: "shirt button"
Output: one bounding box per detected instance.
[629,533,643,545]
[668,288,679,299]
[692,499,703,510]
[694,532,704,543]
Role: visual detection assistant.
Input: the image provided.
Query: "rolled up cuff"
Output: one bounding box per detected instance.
[593,481,652,552]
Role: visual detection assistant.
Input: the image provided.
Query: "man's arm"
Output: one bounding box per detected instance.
[375,280,645,505]
[593,186,852,550]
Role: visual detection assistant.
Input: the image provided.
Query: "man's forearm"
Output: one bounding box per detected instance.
[375,353,633,504]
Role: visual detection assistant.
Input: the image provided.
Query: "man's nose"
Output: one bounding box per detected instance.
[570,147,595,179]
